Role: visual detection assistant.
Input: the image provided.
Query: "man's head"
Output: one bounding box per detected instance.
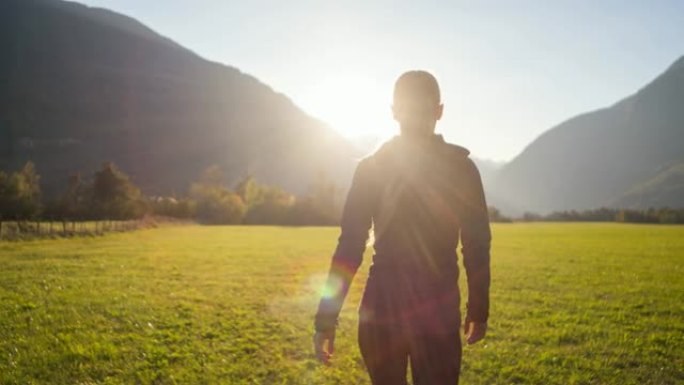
[392,70,444,138]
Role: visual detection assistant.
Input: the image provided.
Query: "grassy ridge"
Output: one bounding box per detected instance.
[0,224,682,384]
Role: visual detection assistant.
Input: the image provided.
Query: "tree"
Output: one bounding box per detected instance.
[311,169,340,221]
[91,162,147,219]
[284,196,333,225]
[42,173,87,234]
[53,173,86,219]
[0,161,41,221]
[287,168,342,225]
[190,165,246,224]
[243,185,295,224]
[234,173,261,209]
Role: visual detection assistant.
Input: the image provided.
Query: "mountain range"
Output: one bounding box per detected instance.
[1,0,682,214]
[488,55,684,214]
[1,0,361,198]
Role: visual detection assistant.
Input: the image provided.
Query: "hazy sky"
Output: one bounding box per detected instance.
[77,0,683,161]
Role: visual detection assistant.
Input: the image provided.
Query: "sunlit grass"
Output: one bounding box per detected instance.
[0,223,682,384]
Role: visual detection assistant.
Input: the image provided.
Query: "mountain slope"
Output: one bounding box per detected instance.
[491,55,684,214]
[611,163,684,209]
[0,0,361,197]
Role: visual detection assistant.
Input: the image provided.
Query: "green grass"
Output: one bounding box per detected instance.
[0,223,682,384]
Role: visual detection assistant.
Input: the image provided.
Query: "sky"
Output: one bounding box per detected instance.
[77,0,684,162]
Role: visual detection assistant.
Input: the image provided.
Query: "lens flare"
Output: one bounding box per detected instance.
[320,274,343,299]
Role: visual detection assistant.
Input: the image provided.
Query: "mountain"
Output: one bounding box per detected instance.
[611,162,684,209]
[471,157,505,186]
[0,0,362,197]
[490,55,684,214]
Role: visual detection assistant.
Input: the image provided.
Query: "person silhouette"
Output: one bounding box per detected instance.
[313,70,491,384]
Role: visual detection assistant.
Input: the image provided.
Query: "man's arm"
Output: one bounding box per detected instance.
[314,157,376,332]
[459,158,492,328]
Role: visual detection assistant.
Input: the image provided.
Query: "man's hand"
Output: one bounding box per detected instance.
[313,329,336,364]
[464,320,487,345]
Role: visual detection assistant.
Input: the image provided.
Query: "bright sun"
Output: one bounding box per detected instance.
[297,72,396,141]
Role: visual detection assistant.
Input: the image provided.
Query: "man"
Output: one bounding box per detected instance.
[313,70,491,384]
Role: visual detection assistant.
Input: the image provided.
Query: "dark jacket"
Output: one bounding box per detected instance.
[314,133,491,333]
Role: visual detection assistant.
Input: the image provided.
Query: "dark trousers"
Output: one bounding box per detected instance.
[357,318,462,385]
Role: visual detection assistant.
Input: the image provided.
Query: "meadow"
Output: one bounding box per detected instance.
[0,223,682,384]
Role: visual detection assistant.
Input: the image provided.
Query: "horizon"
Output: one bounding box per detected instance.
[74,0,683,162]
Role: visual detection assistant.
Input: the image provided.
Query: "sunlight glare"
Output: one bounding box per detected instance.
[298,71,396,141]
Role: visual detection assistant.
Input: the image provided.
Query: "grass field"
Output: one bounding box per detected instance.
[0,223,682,384]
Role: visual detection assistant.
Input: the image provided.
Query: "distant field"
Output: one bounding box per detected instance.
[0,223,682,384]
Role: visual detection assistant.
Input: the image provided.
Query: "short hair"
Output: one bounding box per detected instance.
[393,70,441,105]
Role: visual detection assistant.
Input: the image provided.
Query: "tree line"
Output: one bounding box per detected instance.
[0,161,343,235]
[2,161,682,239]
[163,164,342,225]
[520,207,684,224]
